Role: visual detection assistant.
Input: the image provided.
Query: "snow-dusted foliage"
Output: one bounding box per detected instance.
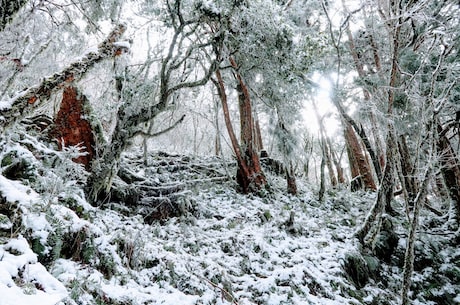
[1,1,460,305]
[1,129,459,304]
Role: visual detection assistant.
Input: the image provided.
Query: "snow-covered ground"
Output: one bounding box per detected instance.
[0,150,459,305]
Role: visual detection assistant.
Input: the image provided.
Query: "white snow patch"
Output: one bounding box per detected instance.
[0,237,67,305]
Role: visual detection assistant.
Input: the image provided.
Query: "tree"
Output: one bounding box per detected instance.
[205,0,316,194]
[214,66,267,194]
[320,0,380,193]
[232,0,320,194]
[87,0,221,202]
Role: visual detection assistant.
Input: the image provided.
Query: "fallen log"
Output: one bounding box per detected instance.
[1,24,127,128]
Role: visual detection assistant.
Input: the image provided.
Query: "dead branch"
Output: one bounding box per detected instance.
[195,274,239,305]
[132,114,186,138]
[1,24,127,128]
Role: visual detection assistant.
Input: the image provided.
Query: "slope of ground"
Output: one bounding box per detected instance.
[0,135,459,305]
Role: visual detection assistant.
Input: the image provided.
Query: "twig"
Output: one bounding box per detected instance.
[132,114,186,138]
[195,274,239,305]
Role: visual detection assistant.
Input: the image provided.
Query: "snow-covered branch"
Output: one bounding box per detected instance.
[1,24,127,129]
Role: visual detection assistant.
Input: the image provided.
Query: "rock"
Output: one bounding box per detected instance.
[343,252,370,288]
[374,216,398,263]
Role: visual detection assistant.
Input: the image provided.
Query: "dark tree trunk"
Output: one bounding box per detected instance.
[286,162,297,195]
[397,134,418,205]
[437,123,460,225]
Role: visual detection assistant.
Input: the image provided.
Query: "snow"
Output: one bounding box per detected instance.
[0,175,40,207]
[0,237,67,305]
[1,150,459,304]
[0,99,13,111]
[113,41,131,49]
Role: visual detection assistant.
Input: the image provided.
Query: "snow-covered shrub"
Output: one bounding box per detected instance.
[1,128,88,203]
[0,129,95,268]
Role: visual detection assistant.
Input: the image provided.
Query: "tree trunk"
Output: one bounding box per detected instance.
[254,116,264,153]
[286,161,297,195]
[328,137,346,184]
[397,134,418,206]
[401,166,432,305]
[303,136,313,180]
[344,121,377,191]
[436,122,460,226]
[356,3,401,242]
[86,113,132,203]
[231,58,266,193]
[214,67,266,194]
[355,127,396,244]
[50,86,98,170]
[214,97,222,157]
[324,139,338,188]
[319,154,326,202]
[344,124,363,192]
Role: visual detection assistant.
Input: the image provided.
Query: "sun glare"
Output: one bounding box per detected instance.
[302,74,341,138]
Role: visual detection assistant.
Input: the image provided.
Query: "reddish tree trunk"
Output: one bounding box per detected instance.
[344,122,376,191]
[254,116,264,153]
[215,67,266,194]
[344,124,363,191]
[50,86,95,169]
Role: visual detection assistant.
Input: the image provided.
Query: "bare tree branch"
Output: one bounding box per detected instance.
[1,24,127,129]
[132,114,186,138]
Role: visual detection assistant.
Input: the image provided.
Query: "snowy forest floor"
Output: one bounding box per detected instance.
[1,141,460,305]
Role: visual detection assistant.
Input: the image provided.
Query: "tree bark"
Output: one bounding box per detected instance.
[254,115,264,153]
[344,121,376,191]
[286,161,297,195]
[50,86,99,170]
[230,58,267,194]
[436,122,460,226]
[355,127,396,244]
[214,67,266,194]
[397,134,418,206]
[325,139,338,188]
[401,165,432,305]
[319,153,326,202]
[328,138,346,184]
[344,124,363,192]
